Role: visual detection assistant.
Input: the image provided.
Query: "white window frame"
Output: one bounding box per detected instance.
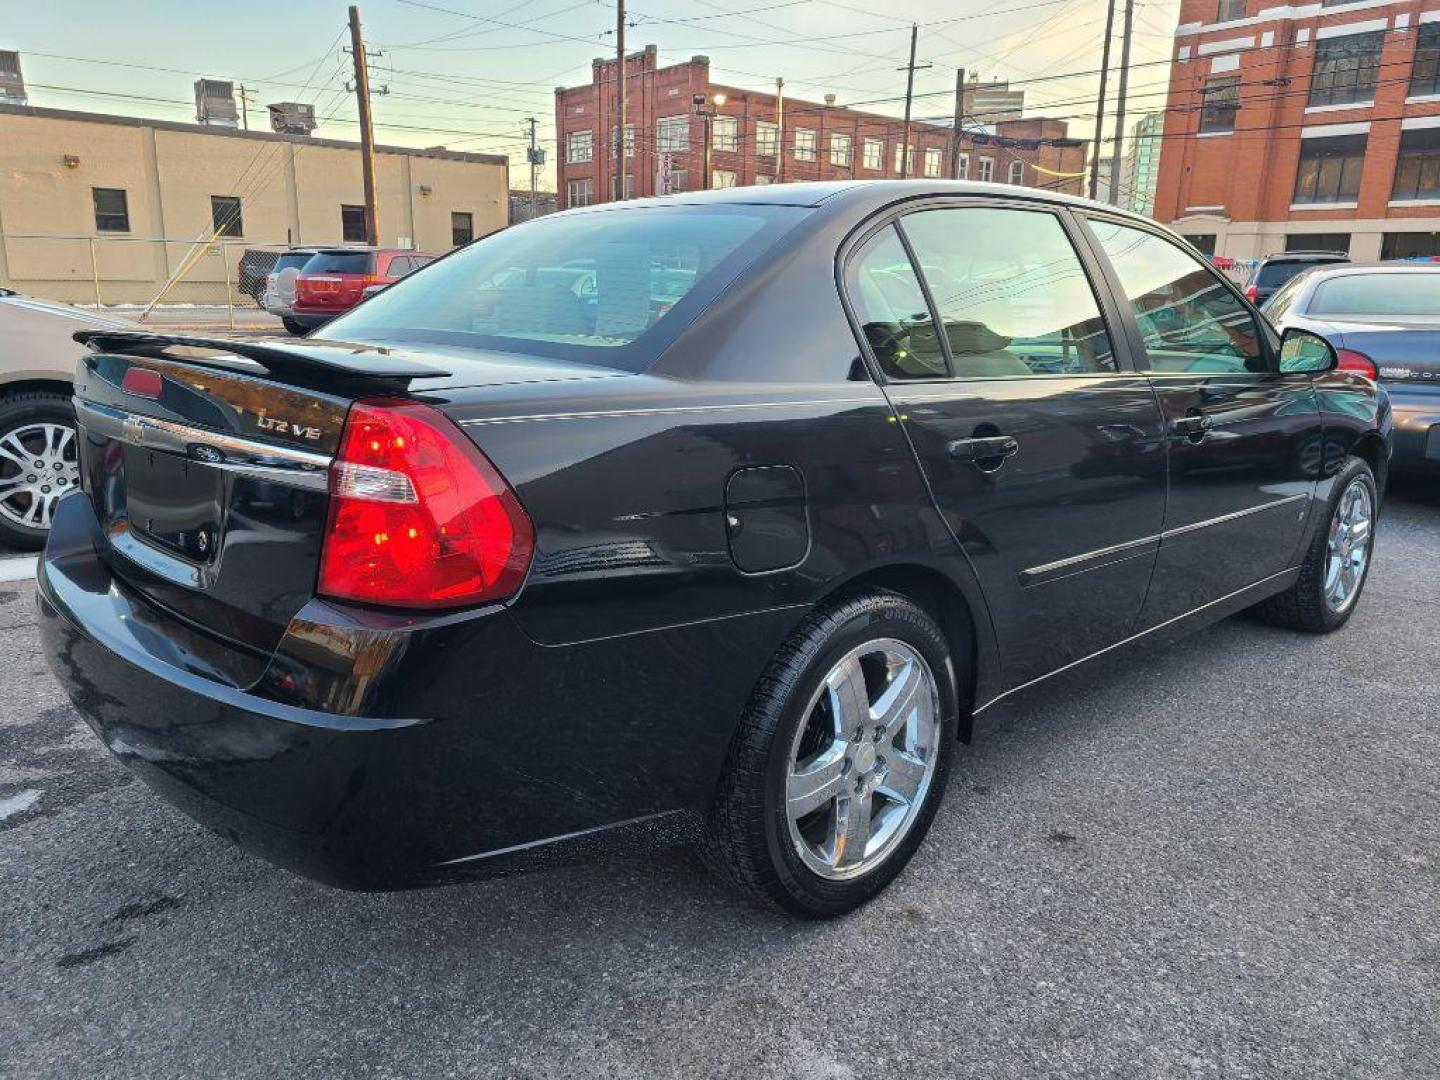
[754,173,774,184]
[894,143,914,174]
[830,132,852,168]
[862,138,884,170]
[1008,160,1025,184]
[657,115,690,153]
[755,121,779,157]
[793,127,817,162]
[957,154,969,179]
[978,156,994,182]
[712,115,739,152]
[712,168,738,189]
[923,147,942,178]
[566,178,593,207]
[566,130,593,164]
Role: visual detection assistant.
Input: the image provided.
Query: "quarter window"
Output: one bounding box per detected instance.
[1307,31,1383,108]
[1292,133,1367,204]
[899,207,1117,378]
[92,187,129,232]
[1089,219,1268,374]
[846,225,947,380]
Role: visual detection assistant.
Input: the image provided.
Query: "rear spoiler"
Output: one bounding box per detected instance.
[73,330,451,382]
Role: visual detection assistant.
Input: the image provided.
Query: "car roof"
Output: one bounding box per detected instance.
[1259,251,1349,262]
[555,180,1159,227]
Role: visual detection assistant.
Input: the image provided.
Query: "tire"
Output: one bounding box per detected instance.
[1254,455,1378,633]
[706,590,960,917]
[281,317,307,336]
[0,392,79,550]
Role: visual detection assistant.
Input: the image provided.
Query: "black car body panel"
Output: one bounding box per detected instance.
[39,182,1392,889]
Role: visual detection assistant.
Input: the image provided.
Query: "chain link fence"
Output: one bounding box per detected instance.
[0,234,297,332]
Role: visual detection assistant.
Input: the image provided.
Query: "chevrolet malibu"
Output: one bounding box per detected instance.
[39,183,1391,917]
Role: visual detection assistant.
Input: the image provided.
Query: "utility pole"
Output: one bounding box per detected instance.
[896,25,930,179]
[949,66,966,179]
[348,5,380,245]
[238,84,252,131]
[615,0,626,201]
[1088,0,1118,201]
[775,77,785,183]
[526,116,539,220]
[1107,0,1135,207]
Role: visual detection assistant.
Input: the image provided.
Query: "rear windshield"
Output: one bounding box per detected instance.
[323,204,801,370]
[274,252,316,272]
[1311,273,1440,317]
[1256,260,1330,288]
[304,251,375,275]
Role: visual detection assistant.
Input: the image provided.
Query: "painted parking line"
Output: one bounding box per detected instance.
[0,555,38,583]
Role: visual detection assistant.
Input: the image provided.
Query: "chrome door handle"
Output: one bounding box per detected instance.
[946,435,1020,462]
[1171,413,1213,439]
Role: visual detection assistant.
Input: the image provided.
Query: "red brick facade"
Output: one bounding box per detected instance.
[1154,0,1440,259]
[554,47,1086,209]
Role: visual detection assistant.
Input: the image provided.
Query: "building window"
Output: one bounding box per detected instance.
[92,187,129,232]
[670,168,689,192]
[1392,127,1440,201]
[1182,234,1218,255]
[1285,233,1349,253]
[1307,31,1383,108]
[755,121,778,157]
[924,148,943,178]
[830,133,852,168]
[957,154,969,179]
[567,178,593,207]
[610,124,635,158]
[210,195,243,238]
[978,156,994,182]
[341,204,366,243]
[1411,23,1440,98]
[451,211,474,246]
[610,174,634,199]
[566,130,593,164]
[657,115,689,153]
[1381,231,1440,259]
[712,115,738,152]
[1008,160,1025,184]
[1292,133,1367,204]
[712,169,737,189]
[1200,76,1240,133]
[793,128,817,161]
[893,143,915,174]
[1216,0,1245,19]
[755,174,774,184]
[862,138,883,170]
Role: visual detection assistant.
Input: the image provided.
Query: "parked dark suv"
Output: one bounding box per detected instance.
[1244,250,1349,305]
[41,183,1391,917]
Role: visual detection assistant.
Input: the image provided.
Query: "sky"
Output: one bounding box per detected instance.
[9,0,1183,192]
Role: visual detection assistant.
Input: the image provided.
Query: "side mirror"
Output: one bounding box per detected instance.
[1278,327,1337,374]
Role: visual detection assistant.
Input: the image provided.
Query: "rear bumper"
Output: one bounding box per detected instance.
[38,492,796,888]
[287,310,341,329]
[1387,388,1440,472]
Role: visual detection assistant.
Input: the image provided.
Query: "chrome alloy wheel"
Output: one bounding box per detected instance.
[1324,477,1373,614]
[0,423,79,532]
[785,639,941,881]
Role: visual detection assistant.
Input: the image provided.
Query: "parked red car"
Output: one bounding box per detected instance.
[289,248,435,332]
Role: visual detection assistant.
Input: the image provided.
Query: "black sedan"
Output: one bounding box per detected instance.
[38,182,1391,917]
[1263,261,1439,475]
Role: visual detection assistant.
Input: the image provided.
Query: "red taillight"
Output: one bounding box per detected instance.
[1244,284,1258,302]
[317,399,534,609]
[1336,348,1377,380]
[121,367,162,399]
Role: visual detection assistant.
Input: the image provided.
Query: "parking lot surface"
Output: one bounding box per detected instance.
[2,483,1437,1079]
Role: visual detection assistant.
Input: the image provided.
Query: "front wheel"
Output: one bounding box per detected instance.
[1255,456,1378,633]
[707,591,959,917]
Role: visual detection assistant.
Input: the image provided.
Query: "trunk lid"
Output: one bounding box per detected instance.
[1312,317,1440,388]
[70,333,621,661]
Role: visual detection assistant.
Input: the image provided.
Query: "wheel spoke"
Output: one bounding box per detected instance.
[832,791,873,869]
[871,657,924,739]
[0,434,30,470]
[825,655,869,737]
[879,750,926,804]
[787,743,848,818]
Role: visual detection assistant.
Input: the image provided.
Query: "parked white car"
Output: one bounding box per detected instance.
[259,248,320,335]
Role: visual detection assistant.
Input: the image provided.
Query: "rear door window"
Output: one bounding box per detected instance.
[845,225,947,379]
[1089,219,1270,373]
[898,206,1117,377]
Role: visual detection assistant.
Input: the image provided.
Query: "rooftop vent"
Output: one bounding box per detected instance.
[194,79,238,127]
[267,101,316,136]
[0,50,26,106]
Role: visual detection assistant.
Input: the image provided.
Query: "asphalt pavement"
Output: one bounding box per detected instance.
[2,481,1437,1079]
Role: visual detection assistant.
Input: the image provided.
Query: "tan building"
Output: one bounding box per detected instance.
[0,104,508,304]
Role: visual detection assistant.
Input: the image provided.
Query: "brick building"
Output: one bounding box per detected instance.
[1155,0,1440,260]
[554,46,1085,208]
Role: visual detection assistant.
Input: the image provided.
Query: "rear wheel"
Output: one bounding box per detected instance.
[1255,456,1377,633]
[707,591,959,917]
[0,393,79,549]
[281,317,307,336]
